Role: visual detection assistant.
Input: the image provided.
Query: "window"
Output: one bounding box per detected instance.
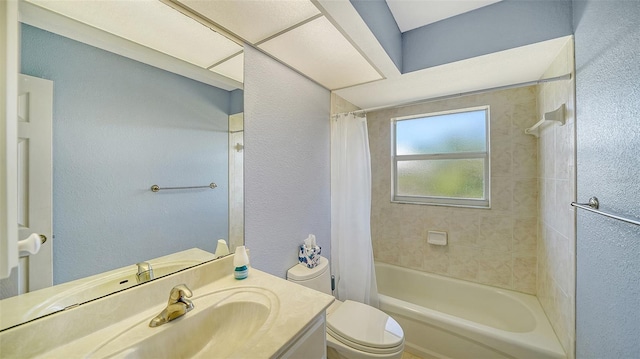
[391,106,490,208]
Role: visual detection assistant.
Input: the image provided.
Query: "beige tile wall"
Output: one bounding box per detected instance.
[331,93,360,114]
[368,86,540,294]
[536,38,576,359]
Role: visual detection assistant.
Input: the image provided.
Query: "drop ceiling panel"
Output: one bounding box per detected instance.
[258,16,382,90]
[175,0,321,44]
[386,0,503,32]
[27,0,242,68]
[210,53,244,84]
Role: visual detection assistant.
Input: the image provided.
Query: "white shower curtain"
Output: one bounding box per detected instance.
[330,113,378,307]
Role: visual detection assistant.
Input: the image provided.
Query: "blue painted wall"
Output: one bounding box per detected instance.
[573,1,640,357]
[351,0,572,75]
[229,88,244,115]
[350,0,402,72]
[243,46,331,278]
[21,24,232,284]
[402,0,573,73]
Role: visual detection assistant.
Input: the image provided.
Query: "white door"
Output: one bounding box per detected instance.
[16,74,53,294]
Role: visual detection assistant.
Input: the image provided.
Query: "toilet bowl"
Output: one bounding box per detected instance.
[287,257,404,359]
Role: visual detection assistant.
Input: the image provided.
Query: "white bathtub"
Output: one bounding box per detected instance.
[375,262,566,359]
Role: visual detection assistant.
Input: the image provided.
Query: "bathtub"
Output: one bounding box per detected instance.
[375,262,566,359]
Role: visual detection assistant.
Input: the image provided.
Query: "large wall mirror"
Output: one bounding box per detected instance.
[0,0,244,330]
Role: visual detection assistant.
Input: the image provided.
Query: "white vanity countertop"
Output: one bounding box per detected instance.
[0,254,334,359]
[232,269,335,358]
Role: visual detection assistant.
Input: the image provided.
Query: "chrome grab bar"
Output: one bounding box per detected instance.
[571,197,640,227]
[150,182,217,192]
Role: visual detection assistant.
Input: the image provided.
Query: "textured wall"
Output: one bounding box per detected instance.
[20,24,231,284]
[536,38,576,358]
[369,86,539,294]
[573,1,640,357]
[243,46,331,278]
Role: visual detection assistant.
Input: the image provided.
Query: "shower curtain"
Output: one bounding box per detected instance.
[330,112,379,307]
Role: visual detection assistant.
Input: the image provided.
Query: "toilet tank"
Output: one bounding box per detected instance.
[287,256,332,295]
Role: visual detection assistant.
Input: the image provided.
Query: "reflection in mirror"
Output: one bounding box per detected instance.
[0,249,215,330]
[228,112,244,251]
[0,2,243,330]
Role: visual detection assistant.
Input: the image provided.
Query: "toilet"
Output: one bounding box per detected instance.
[287,256,405,359]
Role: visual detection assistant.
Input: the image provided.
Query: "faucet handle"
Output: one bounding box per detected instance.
[168,284,193,306]
[149,284,194,327]
[136,262,154,283]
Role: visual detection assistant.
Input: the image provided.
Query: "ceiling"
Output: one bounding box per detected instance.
[25,0,384,91]
[23,0,568,110]
[385,0,503,32]
[334,35,572,110]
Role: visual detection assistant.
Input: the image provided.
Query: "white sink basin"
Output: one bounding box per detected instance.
[87,287,279,358]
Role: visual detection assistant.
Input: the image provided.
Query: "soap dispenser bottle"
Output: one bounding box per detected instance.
[234,246,249,280]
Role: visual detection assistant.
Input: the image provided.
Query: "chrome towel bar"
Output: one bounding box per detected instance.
[571,197,640,227]
[151,182,217,192]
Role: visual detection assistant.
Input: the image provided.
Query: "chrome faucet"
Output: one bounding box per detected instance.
[136,262,154,283]
[149,284,194,327]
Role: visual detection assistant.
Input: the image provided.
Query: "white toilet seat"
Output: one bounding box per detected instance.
[327,300,404,355]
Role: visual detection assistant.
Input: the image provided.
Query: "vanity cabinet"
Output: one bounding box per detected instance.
[278,313,327,358]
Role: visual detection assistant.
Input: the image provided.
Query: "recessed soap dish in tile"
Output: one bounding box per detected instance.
[427,231,447,246]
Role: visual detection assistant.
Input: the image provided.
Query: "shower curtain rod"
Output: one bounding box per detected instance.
[332,73,572,117]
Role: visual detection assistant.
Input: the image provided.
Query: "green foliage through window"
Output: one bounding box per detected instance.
[392,107,490,207]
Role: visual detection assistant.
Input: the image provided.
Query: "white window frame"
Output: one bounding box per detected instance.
[391,106,491,208]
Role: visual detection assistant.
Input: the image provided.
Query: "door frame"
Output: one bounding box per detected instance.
[1,0,19,280]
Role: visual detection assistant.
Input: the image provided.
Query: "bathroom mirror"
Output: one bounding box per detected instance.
[0,1,244,330]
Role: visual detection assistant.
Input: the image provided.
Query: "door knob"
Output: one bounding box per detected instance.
[18,233,45,256]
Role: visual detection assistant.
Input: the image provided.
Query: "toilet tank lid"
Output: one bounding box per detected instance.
[287,256,329,281]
